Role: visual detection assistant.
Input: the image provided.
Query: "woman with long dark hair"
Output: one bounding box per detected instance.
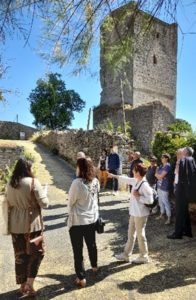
[68,158,100,287]
[5,158,49,297]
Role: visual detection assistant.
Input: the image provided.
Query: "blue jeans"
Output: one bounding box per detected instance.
[157,188,171,217]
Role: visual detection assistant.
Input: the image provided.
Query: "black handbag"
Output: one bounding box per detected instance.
[95,191,106,234]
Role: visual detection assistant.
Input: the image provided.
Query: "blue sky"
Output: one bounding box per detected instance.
[0,1,196,130]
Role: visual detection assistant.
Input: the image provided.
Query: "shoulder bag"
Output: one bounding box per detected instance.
[136,181,158,209]
[26,178,44,255]
[95,190,106,234]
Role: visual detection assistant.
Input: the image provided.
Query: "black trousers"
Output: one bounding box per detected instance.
[108,169,118,191]
[69,223,97,280]
[175,185,192,237]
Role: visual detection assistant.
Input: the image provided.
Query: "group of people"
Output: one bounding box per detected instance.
[2,145,196,296]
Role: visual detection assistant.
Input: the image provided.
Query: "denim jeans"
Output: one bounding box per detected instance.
[157,188,171,217]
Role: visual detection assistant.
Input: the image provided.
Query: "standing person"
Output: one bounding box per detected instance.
[146,156,158,214]
[68,158,100,287]
[146,156,157,188]
[155,153,172,225]
[97,149,108,189]
[5,158,49,297]
[109,164,153,263]
[130,151,143,178]
[174,148,184,193]
[77,151,86,160]
[168,147,196,239]
[107,146,120,195]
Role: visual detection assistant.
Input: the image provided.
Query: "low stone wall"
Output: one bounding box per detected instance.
[0,144,23,169]
[36,129,134,173]
[93,101,174,153]
[0,121,37,140]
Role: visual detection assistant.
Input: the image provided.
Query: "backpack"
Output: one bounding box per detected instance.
[136,181,158,209]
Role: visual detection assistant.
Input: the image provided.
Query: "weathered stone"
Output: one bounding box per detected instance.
[36,130,134,174]
[94,4,177,153]
[0,121,37,140]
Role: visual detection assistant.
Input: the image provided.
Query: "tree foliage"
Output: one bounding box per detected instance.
[167,118,192,133]
[1,0,194,74]
[152,120,195,164]
[29,73,85,129]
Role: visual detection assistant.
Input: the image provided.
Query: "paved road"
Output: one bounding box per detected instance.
[0,141,196,300]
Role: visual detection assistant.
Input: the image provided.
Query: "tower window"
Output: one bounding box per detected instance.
[156,32,160,38]
[153,55,157,65]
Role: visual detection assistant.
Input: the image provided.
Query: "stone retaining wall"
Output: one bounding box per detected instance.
[93,101,174,153]
[36,129,134,173]
[0,144,23,169]
[0,121,37,140]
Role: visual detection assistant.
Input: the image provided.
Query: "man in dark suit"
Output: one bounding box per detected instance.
[167,147,196,239]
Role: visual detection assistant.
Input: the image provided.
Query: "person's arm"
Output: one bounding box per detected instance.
[97,157,101,169]
[33,178,49,208]
[108,173,136,186]
[68,180,79,209]
[116,154,120,169]
[155,165,170,180]
[155,170,167,180]
[105,156,108,170]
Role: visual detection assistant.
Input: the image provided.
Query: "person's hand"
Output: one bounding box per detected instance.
[133,190,140,198]
[108,173,114,178]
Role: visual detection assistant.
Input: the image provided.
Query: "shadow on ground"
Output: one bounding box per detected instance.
[1,264,195,300]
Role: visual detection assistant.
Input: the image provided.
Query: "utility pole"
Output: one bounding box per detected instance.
[87,108,91,131]
[16,114,18,123]
[120,79,126,135]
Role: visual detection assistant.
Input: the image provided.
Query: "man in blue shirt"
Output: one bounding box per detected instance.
[107,146,120,194]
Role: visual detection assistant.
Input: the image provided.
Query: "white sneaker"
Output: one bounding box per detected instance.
[132,256,149,264]
[165,217,171,225]
[115,253,130,262]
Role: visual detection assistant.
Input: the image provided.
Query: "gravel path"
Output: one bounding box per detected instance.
[0,141,196,300]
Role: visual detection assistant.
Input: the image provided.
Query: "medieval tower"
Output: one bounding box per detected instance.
[93,3,177,153]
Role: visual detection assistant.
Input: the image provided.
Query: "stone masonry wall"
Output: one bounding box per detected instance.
[94,101,174,153]
[36,130,133,173]
[0,144,23,169]
[0,121,37,140]
[100,3,177,116]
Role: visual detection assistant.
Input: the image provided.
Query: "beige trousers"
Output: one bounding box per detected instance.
[124,215,148,258]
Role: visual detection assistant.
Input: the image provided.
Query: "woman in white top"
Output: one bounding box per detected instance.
[109,164,153,264]
[68,158,100,287]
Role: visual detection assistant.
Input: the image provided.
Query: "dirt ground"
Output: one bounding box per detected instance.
[0,141,196,300]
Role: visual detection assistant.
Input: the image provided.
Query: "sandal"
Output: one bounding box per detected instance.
[19,283,37,298]
[74,278,86,288]
[16,283,26,295]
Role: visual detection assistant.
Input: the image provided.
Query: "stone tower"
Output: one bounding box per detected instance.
[94,3,177,152]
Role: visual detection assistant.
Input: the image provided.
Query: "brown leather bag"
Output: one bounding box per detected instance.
[27,178,44,255]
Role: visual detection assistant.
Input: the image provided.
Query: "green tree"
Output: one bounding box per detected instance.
[152,132,187,164]
[167,119,192,133]
[29,73,85,129]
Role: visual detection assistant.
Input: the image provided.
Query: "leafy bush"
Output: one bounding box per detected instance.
[152,119,195,164]
[152,131,188,164]
[167,119,192,133]
[95,118,114,132]
[0,150,36,193]
[117,121,132,138]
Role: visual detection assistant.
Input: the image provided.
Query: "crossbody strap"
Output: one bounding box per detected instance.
[135,180,147,192]
[28,178,44,237]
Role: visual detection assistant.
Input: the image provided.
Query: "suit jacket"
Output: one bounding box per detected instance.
[178,156,196,201]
